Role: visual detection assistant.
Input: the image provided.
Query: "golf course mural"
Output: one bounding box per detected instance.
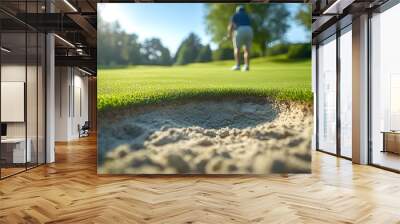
[97,3,312,174]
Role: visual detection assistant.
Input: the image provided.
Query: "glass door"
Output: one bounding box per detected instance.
[317,35,337,154]
[0,1,47,179]
[370,3,400,171]
[1,30,28,178]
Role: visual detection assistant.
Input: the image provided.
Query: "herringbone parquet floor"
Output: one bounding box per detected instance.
[1,135,400,224]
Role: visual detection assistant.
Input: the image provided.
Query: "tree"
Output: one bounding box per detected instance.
[98,17,119,66]
[212,47,234,61]
[175,33,203,65]
[97,18,143,66]
[204,4,290,56]
[295,4,311,30]
[204,4,237,49]
[196,44,212,62]
[249,5,290,56]
[141,38,172,65]
[127,34,142,65]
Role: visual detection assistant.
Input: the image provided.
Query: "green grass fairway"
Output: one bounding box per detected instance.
[98,55,312,111]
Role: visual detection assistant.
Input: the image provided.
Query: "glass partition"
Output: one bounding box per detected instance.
[317,35,337,154]
[370,3,400,171]
[27,31,38,169]
[339,26,352,158]
[0,1,46,179]
[1,31,28,177]
[38,32,45,165]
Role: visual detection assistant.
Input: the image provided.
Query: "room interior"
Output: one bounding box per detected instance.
[0,28,46,178]
[369,3,400,171]
[312,0,400,171]
[0,0,97,179]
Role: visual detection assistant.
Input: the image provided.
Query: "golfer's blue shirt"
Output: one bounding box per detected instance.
[231,11,251,29]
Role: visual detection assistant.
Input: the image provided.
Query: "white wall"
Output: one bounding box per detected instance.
[1,65,39,137]
[55,67,70,141]
[1,63,46,164]
[1,82,25,122]
[55,67,89,141]
[1,65,26,82]
[72,72,89,138]
[1,65,26,139]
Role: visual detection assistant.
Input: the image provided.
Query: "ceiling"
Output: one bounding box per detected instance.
[311,0,390,43]
[7,0,386,72]
[0,0,97,74]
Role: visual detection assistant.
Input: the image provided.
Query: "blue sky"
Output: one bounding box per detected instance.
[98,3,309,56]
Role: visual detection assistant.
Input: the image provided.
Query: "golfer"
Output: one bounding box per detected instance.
[228,5,254,72]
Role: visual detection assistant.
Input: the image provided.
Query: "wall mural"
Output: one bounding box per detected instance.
[97,3,312,174]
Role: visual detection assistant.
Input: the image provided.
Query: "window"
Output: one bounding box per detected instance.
[339,26,352,158]
[370,3,400,171]
[317,35,337,154]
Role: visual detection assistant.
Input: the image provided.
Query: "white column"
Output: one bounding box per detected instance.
[352,14,369,164]
[312,45,317,150]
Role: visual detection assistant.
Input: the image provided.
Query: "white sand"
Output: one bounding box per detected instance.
[98,98,312,174]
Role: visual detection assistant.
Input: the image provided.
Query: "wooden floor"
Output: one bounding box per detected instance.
[1,163,44,178]
[1,167,26,178]
[373,150,400,171]
[1,135,400,224]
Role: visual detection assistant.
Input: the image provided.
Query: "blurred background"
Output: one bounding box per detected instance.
[97,3,311,68]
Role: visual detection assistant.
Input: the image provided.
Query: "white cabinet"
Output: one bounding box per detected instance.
[1,138,32,163]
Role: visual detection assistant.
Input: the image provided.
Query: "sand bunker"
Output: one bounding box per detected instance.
[98,98,312,174]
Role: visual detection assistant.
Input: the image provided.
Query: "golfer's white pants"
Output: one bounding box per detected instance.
[233,26,253,50]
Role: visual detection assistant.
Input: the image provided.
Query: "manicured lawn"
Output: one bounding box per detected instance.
[97,55,312,111]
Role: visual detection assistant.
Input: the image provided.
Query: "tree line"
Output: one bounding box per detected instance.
[98,4,311,67]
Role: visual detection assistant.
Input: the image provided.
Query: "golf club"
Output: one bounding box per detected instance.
[218,35,230,45]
